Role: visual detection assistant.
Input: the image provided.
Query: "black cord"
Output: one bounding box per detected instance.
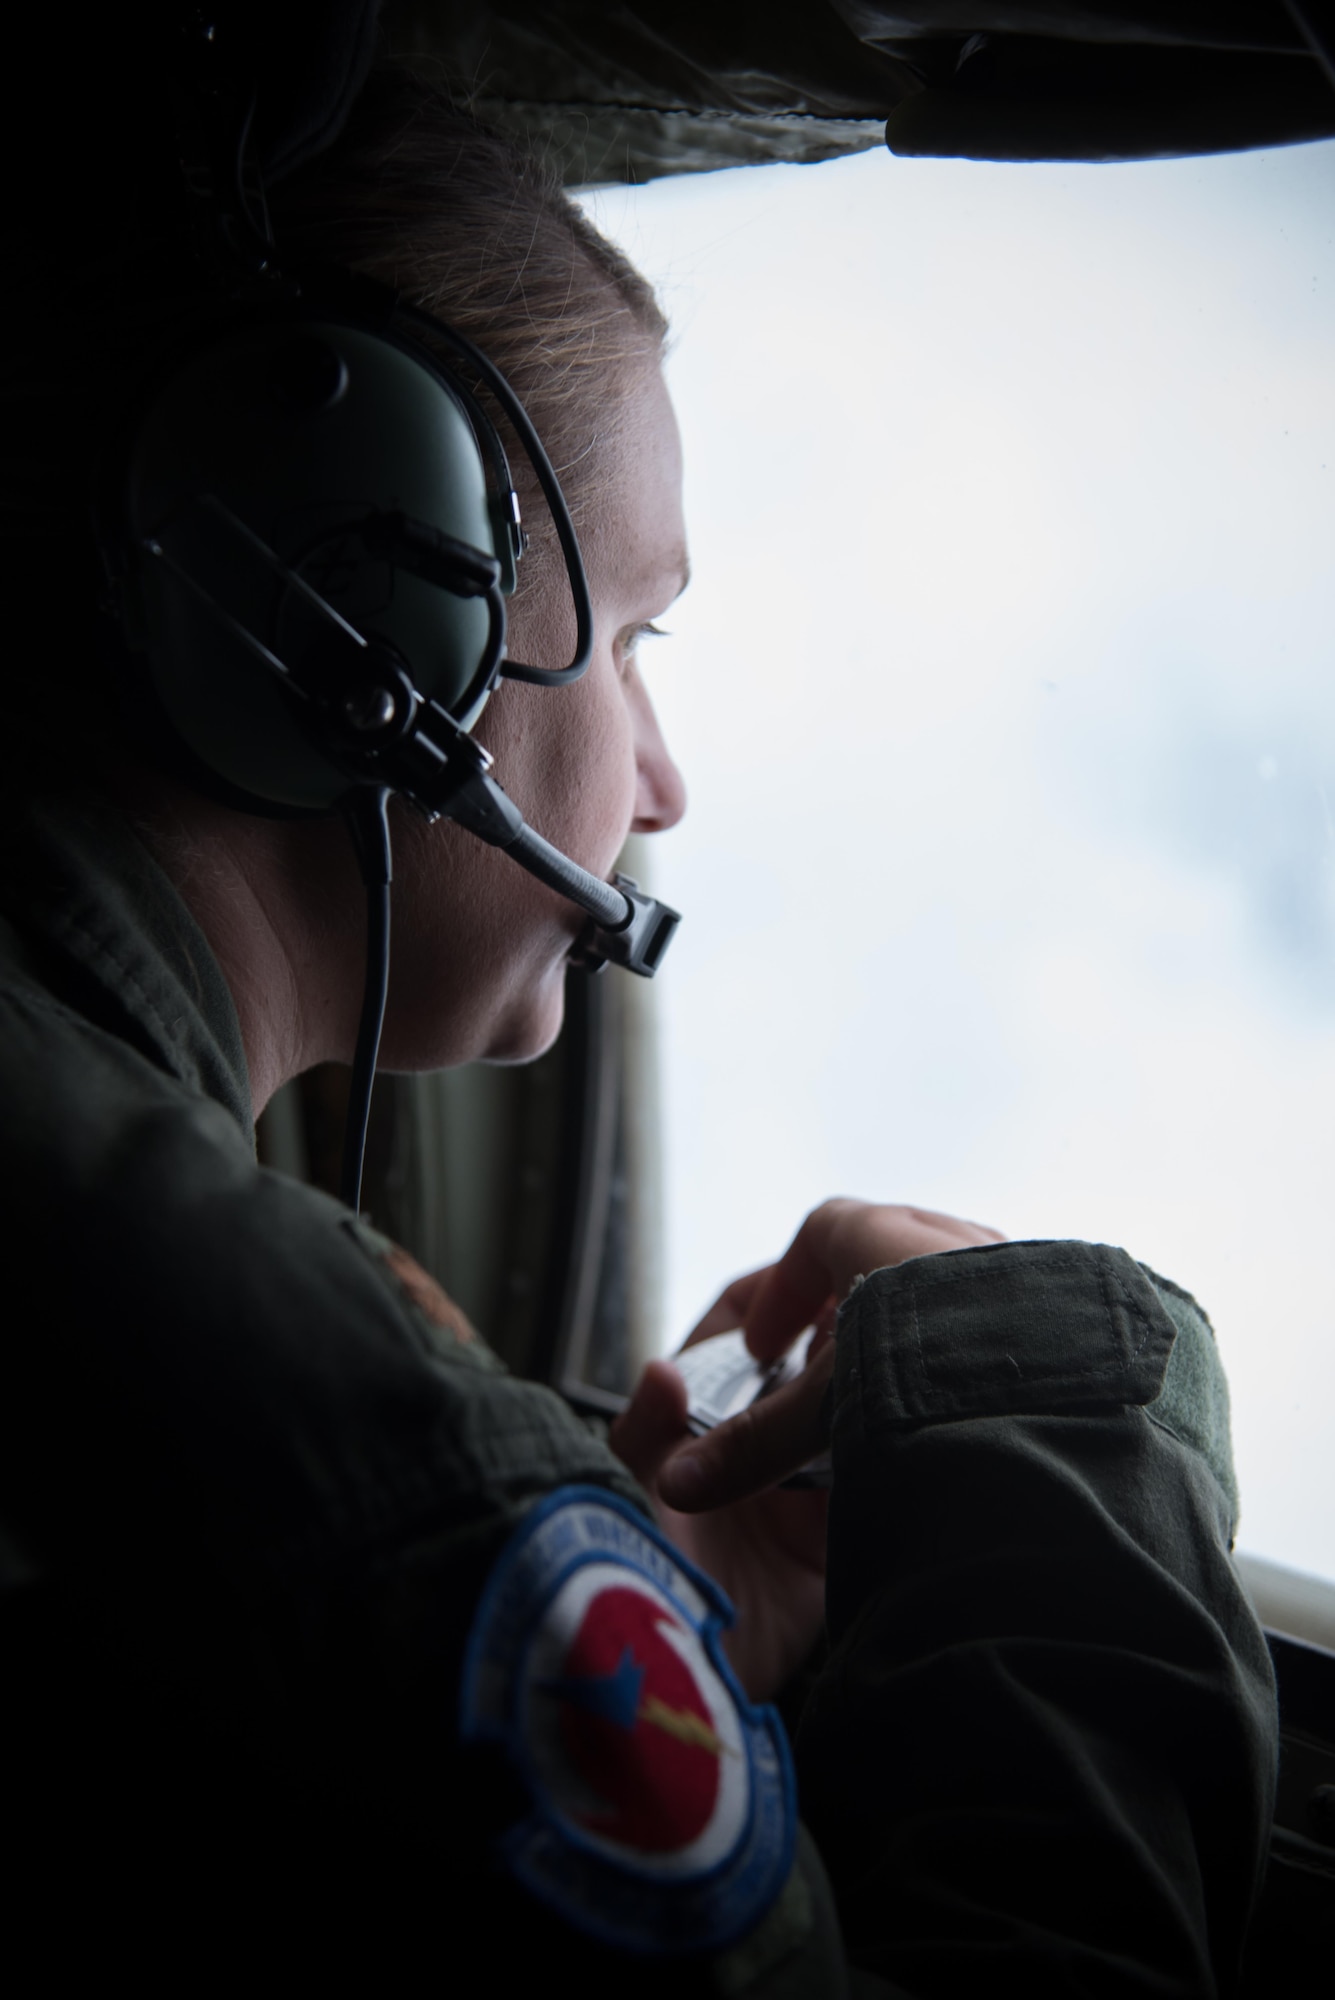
[394,299,594,687]
[1283,2,1335,92]
[234,87,275,251]
[340,785,392,1212]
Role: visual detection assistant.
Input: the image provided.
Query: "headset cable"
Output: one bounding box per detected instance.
[340,784,393,1212]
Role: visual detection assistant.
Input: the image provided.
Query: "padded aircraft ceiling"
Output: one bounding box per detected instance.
[377,2,1335,180]
[16,6,1335,228]
[226,0,1335,190]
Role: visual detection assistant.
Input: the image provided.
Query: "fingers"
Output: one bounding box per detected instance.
[745,1199,1007,1362]
[657,1342,836,1513]
[680,1264,773,1351]
[618,1200,1002,1514]
[608,1359,690,1490]
[743,1201,856,1363]
[904,1204,1007,1245]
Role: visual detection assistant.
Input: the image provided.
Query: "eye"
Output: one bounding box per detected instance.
[618,622,671,673]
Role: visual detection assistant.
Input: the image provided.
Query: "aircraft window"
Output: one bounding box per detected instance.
[579,138,1335,1588]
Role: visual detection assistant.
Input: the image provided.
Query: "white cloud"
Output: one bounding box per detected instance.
[581,138,1335,1580]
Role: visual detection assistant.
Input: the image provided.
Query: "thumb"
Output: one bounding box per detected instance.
[658,1341,835,1512]
[608,1359,691,1490]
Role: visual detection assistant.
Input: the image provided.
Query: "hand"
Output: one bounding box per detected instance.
[658,1200,1005,1514]
[741,1198,1007,1368]
[610,1265,830,1701]
[611,1202,1003,1697]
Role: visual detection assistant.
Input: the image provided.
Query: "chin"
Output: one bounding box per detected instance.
[380,924,576,1072]
[478,961,569,1067]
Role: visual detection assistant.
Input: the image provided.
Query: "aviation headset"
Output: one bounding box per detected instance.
[91,15,680,1209]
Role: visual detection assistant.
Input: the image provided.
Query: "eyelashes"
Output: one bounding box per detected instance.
[620,621,671,667]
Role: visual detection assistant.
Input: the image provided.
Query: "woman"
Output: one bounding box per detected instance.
[0,60,1275,1995]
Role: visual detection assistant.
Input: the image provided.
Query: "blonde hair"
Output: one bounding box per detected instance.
[270,63,669,533]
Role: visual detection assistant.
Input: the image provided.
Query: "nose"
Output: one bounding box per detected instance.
[630,681,687,834]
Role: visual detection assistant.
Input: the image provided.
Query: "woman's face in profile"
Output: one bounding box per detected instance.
[379,359,689,1071]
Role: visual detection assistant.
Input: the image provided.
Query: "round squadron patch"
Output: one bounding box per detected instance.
[460,1486,795,1955]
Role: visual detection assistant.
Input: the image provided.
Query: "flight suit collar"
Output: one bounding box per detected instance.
[0,791,252,1136]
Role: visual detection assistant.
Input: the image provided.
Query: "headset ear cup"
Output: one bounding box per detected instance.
[105,313,507,812]
[93,608,319,819]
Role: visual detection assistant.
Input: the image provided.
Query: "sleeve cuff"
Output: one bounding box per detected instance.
[833,1239,1179,1430]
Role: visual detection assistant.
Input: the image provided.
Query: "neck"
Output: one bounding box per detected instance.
[118,776,363,1118]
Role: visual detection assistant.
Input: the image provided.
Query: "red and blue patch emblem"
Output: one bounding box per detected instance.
[460,1487,795,1954]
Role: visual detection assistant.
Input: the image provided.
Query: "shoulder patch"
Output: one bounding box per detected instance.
[342,1213,481,1348]
[380,1241,477,1343]
[460,1486,795,1957]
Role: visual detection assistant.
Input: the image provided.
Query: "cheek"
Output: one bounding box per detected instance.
[374,661,637,1071]
[479,660,637,870]
[377,812,572,1068]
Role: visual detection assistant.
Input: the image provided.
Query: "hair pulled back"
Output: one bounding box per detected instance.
[271,62,668,534]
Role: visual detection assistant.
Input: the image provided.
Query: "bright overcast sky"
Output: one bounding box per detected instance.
[578,137,1335,1584]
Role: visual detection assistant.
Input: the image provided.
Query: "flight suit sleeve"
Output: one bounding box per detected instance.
[0,973,1272,1994]
[0,1002,853,1996]
[792,1240,1278,1998]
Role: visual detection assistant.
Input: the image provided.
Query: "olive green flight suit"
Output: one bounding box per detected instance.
[0,794,1276,1994]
